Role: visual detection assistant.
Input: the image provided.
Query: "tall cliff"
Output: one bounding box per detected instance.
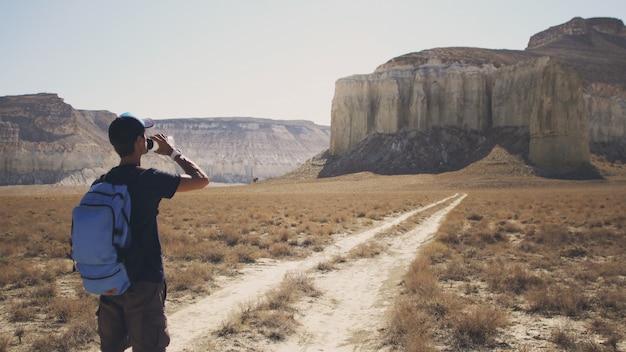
[0,93,118,185]
[328,17,625,176]
[0,94,329,185]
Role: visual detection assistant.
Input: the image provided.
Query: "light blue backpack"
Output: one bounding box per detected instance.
[71,179,133,295]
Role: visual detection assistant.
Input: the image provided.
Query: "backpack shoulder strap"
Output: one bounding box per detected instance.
[93,174,106,185]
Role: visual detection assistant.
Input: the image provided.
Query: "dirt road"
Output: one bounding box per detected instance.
[165,193,465,351]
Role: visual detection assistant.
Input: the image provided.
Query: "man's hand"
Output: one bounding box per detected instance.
[150,134,175,156]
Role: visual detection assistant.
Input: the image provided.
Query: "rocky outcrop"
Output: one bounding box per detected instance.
[527,17,626,89]
[330,57,589,173]
[330,58,496,155]
[0,94,118,185]
[585,84,626,161]
[329,17,626,176]
[149,118,330,183]
[523,59,589,173]
[0,94,330,185]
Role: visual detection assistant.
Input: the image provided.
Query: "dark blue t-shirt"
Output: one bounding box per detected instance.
[102,164,180,284]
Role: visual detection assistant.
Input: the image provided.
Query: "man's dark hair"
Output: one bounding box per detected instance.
[108,113,154,157]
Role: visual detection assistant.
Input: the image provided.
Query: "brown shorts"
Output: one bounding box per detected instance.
[97,281,170,352]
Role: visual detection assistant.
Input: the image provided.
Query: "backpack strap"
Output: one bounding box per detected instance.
[92,174,106,186]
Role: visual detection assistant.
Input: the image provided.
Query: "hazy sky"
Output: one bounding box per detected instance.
[1,1,623,125]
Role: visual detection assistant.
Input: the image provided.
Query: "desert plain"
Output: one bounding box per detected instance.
[0,151,625,352]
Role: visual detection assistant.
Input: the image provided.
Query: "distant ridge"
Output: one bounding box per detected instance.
[0,93,329,186]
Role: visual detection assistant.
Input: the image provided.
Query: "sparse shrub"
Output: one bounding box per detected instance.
[262,287,292,311]
[9,304,34,322]
[10,263,44,289]
[232,244,259,263]
[486,262,543,294]
[403,256,439,296]
[450,305,507,348]
[282,271,319,298]
[222,228,242,247]
[437,231,460,245]
[257,310,297,341]
[446,256,477,281]
[316,260,334,272]
[385,297,435,352]
[518,237,537,253]
[241,232,261,247]
[31,319,97,352]
[535,223,571,247]
[588,318,624,350]
[595,289,626,319]
[347,241,384,259]
[462,247,477,259]
[222,271,318,342]
[333,254,347,264]
[29,283,56,305]
[500,220,523,233]
[302,235,325,252]
[168,262,213,293]
[332,211,348,224]
[365,209,385,220]
[526,284,590,316]
[463,282,480,295]
[468,213,483,221]
[316,254,347,272]
[561,245,589,258]
[276,228,292,242]
[549,325,578,350]
[421,241,450,264]
[200,242,227,263]
[423,292,460,321]
[268,242,292,257]
[217,319,240,337]
[48,296,80,323]
[549,325,606,351]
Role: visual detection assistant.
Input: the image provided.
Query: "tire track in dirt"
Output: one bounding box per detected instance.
[167,193,465,351]
[275,193,466,351]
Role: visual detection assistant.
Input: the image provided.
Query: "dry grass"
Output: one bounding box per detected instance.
[2,170,625,351]
[386,182,626,351]
[217,271,319,341]
[0,174,445,352]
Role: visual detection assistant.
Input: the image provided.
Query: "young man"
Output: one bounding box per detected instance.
[97,112,209,352]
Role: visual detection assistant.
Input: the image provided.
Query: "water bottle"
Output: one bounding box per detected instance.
[147,136,174,152]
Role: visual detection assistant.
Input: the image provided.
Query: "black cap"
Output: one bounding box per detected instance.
[108,112,154,145]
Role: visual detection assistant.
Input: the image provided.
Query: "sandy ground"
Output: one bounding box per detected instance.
[161,193,465,352]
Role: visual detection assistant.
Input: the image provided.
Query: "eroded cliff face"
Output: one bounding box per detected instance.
[330,62,497,155]
[331,57,590,173]
[149,118,330,183]
[0,94,118,185]
[0,94,330,185]
[525,59,589,174]
[329,17,625,175]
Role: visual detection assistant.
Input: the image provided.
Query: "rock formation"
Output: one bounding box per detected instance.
[328,17,625,176]
[149,117,330,183]
[0,94,329,185]
[0,93,118,185]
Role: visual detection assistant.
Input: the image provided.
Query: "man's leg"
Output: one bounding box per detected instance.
[124,281,170,352]
[97,296,131,352]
